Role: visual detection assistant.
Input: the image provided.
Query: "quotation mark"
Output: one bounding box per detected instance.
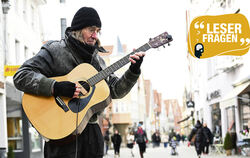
[194,21,205,29]
[240,38,250,46]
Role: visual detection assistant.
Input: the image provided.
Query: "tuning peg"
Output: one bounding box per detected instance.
[149,38,152,41]
[167,35,172,40]
[168,43,171,46]
[163,45,165,48]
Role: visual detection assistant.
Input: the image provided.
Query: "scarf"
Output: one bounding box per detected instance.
[65,28,97,63]
[137,128,143,135]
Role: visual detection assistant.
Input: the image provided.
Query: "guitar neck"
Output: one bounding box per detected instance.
[87,43,151,86]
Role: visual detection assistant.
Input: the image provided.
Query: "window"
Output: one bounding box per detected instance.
[226,106,235,132]
[15,39,20,64]
[61,18,67,39]
[29,124,42,152]
[211,103,221,136]
[240,103,250,131]
[7,117,23,151]
[14,0,19,14]
[24,46,28,60]
[31,6,35,29]
[23,0,27,21]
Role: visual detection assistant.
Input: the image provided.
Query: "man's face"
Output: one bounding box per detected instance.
[81,26,101,46]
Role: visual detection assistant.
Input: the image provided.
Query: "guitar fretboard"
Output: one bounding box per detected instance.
[87,43,151,86]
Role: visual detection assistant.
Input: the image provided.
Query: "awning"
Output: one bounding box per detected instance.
[220,81,250,108]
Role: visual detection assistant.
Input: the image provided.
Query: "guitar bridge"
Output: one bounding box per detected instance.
[55,96,69,112]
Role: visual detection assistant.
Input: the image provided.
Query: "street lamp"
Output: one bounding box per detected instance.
[2,0,10,14]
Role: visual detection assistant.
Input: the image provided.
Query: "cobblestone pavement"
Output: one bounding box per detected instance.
[104,142,247,158]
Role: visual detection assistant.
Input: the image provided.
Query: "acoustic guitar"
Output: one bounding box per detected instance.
[22,32,173,140]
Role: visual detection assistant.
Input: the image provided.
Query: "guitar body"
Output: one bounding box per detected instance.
[22,63,111,140]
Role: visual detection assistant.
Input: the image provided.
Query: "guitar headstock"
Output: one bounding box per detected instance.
[148,32,173,48]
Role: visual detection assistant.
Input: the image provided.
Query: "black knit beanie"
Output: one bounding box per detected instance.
[71,7,102,31]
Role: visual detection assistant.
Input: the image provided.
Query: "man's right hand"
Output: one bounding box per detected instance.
[53,81,77,98]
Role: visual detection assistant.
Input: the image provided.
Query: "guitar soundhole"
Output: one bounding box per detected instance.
[78,81,90,96]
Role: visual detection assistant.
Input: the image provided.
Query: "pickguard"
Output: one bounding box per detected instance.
[68,86,96,113]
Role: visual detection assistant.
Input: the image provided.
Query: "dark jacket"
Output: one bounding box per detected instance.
[135,129,148,144]
[188,122,208,147]
[203,126,213,145]
[152,133,161,143]
[111,134,122,146]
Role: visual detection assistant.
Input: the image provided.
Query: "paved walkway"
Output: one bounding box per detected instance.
[104,142,246,158]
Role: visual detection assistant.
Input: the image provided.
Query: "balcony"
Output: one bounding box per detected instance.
[112,113,131,124]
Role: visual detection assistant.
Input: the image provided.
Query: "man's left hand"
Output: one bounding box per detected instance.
[129,52,145,74]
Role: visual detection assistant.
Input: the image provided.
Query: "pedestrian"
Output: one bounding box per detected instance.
[134,124,148,158]
[152,130,161,147]
[168,129,176,142]
[188,120,209,158]
[162,133,169,148]
[176,132,181,144]
[126,131,135,157]
[181,134,186,143]
[13,6,145,158]
[104,130,110,155]
[169,136,178,155]
[111,129,122,157]
[203,123,213,155]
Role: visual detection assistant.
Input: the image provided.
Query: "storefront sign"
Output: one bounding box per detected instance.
[4,65,20,76]
[207,90,221,101]
[186,100,195,108]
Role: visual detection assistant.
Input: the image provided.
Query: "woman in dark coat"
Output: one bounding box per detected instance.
[111,130,122,157]
[188,120,209,158]
[134,124,148,158]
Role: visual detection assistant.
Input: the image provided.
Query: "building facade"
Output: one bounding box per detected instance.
[2,0,46,157]
[187,0,250,142]
[0,1,8,157]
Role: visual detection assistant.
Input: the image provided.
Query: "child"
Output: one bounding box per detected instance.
[170,136,178,155]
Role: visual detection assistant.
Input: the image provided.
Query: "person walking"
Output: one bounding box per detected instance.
[168,129,176,142]
[126,131,135,157]
[188,120,209,158]
[134,124,148,158]
[111,130,122,157]
[203,123,213,155]
[152,130,161,147]
[13,6,145,158]
[162,133,169,148]
[104,130,110,155]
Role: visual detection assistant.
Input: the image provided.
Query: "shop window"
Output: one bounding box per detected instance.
[7,117,23,151]
[29,124,42,152]
[211,103,221,137]
[240,104,250,130]
[226,106,236,132]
